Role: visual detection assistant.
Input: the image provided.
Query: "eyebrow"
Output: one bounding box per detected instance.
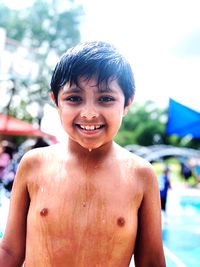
[98,86,113,93]
[61,84,116,95]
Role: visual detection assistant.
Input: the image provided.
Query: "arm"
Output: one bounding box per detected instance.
[0,154,31,267]
[134,164,166,267]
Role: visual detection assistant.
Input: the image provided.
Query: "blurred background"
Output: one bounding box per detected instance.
[0,0,200,266]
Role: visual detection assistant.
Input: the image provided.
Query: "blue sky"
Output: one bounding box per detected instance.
[2,0,200,110]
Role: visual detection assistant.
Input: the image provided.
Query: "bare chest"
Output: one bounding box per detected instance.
[27,165,140,239]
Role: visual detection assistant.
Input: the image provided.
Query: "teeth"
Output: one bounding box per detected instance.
[80,125,101,130]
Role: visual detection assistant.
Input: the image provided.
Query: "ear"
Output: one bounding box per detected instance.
[50,91,60,114]
[50,92,55,104]
[123,96,134,116]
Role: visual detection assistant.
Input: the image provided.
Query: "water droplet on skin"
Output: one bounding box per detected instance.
[41,187,44,193]
[88,148,92,152]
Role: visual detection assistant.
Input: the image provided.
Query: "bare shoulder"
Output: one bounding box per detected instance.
[115,142,154,169]
[18,143,62,175]
[114,143,157,188]
[22,143,61,162]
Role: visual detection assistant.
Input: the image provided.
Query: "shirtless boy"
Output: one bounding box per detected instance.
[0,41,166,267]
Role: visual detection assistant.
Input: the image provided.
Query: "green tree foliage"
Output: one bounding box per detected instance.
[0,5,27,40]
[115,100,168,147]
[114,100,200,149]
[0,0,83,123]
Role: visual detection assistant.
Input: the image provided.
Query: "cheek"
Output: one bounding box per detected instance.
[59,106,75,118]
[107,109,124,128]
[58,110,71,127]
[116,108,125,127]
[114,106,126,120]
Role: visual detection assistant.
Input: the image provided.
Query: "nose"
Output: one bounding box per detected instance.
[80,104,98,120]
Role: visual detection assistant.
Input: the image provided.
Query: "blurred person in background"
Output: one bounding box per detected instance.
[158,165,171,221]
[180,159,192,181]
[0,141,15,183]
[2,138,49,194]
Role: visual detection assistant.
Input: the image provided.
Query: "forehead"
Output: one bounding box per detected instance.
[61,76,123,94]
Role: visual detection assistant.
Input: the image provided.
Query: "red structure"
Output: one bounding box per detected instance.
[0,114,57,143]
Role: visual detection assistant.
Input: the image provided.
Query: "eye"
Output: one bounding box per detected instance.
[98,96,115,103]
[65,96,82,103]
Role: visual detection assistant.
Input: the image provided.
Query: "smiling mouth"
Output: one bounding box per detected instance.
[76,124,105,131]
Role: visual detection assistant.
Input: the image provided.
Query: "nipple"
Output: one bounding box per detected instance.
[117,217,125,227]
[40,208,48,217]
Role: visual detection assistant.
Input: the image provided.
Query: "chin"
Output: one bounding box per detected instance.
[79,142,103,151]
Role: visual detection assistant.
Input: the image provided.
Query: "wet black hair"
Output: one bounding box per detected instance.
[50,41,135,106]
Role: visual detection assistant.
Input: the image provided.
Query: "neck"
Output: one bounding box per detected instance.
[66,139,114,160]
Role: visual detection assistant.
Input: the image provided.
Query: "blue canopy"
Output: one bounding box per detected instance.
[166,98,200,138]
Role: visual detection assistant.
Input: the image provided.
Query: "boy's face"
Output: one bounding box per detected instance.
[56,77,132,151]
